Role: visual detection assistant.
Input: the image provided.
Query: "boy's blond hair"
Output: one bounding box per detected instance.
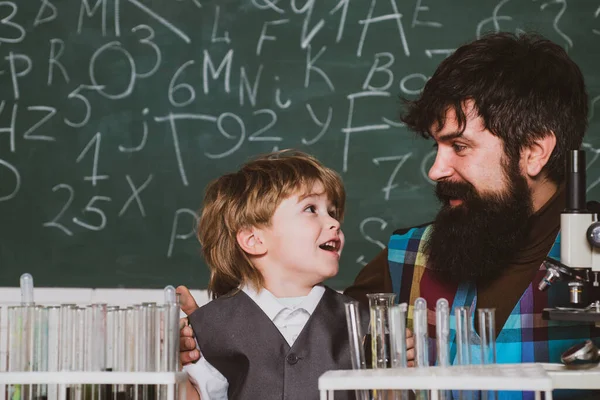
[198,150,345,299]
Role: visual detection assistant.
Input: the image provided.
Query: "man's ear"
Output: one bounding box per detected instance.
[522,133,556,178]
[236,227,267,256]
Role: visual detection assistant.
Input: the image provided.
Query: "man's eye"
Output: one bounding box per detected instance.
[452,143,466,153]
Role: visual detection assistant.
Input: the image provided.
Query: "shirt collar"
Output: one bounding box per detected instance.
[241,284,326,321]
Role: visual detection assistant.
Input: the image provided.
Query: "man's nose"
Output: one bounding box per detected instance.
[428,150,453,182]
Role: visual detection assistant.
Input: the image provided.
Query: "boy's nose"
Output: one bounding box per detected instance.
[327,215,341,230]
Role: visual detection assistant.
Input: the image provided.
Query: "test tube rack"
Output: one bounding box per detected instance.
[318,363,600,400]
[0,371,188,400]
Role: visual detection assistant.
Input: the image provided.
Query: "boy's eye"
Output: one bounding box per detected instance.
[305,205,317,213]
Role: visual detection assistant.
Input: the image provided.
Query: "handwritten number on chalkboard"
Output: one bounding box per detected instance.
[132,25,161,79]
[0,2,25,44]
[248,109,280,142]
[42,184,75,236]
[73,196,112,231]
[372,153,412,200]
[76,132,109,186]
[205,112,245,159]
[64,84,105,128]
[168,60,196,107]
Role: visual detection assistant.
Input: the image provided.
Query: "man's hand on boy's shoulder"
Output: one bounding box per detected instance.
[177,285,202,365]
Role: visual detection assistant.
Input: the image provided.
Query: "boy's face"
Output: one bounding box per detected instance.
[258,181,344,291]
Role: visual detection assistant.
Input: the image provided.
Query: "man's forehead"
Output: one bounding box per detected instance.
[430,104,485,141]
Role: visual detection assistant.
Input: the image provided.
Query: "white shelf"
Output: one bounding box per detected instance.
[319,364,552,392]
[0,371,188,385]
[542,363,600,390]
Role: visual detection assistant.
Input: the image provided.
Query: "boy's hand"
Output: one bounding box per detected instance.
[176,285,202,365]
[406,328,415,367]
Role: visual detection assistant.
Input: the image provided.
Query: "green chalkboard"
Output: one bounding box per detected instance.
[1,0,600,289]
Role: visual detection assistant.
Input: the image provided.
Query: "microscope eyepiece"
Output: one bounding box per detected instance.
[565,150,587,212]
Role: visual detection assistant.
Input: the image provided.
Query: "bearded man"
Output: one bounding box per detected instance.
[178,32,599,399]
[344,33,600,399]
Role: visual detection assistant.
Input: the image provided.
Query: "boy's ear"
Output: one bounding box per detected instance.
[521,132,556,178]
[236,227,267,256]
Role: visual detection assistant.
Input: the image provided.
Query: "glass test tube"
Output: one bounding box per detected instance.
[344,302,369,400]
[436,299,450,367]
[436,299,451,400]
[139,303,157,400]
[33,306,49,400]
[389,303,407,368]
[479,309,497,400]
[414,297,428,368]
[414,298,429,400]
[389,303,409,400]
[106,306,118,372]
[20,273,34,306]
[344,302,366,370]
[7,306,24,400]
[125,307,136,373]
[90,303,108,372]
[455,306,471,366]
[478,309,496,365]
[47,306,61,400]
[366,293,396,369]
[60,304,76,371]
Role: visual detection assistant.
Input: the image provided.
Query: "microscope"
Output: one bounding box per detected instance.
[540,150,600,325]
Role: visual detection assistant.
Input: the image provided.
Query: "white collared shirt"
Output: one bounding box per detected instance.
[184,285,326,400]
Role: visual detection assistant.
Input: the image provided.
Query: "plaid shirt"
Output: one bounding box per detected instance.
[388,225,600,399]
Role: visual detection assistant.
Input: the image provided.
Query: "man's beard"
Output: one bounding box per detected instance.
[425,159,533,284]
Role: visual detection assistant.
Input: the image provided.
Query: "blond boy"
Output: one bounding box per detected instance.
[182,150,368,400]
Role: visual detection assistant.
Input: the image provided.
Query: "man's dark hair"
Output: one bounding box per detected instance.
[401,32,588,183]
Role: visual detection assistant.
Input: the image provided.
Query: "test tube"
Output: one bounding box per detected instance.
[413,297,428,367]
[414,298,429,400]
[370,304,388,370]
[389,303,407,368]
[436,299,450,367]
[7,306,25,400]
[344,302,366,370]
[90,303,107,372]
[478,309,496,365]
[455,306,471,366]
[125,307,137,373]
[436,299,451,400]
[47,306,61,400]
[344,302,369,400]
[139,303,157,400]
[33,306,49,400]
[164,285,177,305]
[19,273,35,400]
[479,309,497,400]
[389,303,409,400]
[59,304,76,371]
[106,306,118,372]
[163,286,181,372]
[20,273,34,306]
